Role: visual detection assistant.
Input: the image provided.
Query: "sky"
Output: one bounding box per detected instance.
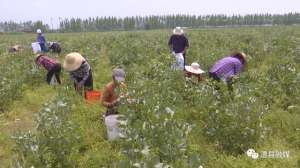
[0,0,299,28]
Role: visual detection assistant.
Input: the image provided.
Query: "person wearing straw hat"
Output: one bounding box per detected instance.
[36,29,48,52]
[101,68,126,116]
[63,52,93,93]
[9,45,23,53]
[168,27,189,66]
[185,62,205,82]
[209,52,247,91]
[35,54,61,84]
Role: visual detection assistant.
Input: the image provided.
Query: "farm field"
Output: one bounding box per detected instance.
[0,26,299,167]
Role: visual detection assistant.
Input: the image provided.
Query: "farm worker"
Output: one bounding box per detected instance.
[63,52,93,93]
[36,29,48,52]
[35,54,62,84]
[48,41,61,54]
[185,62,205,82]
[168,27,189,67]
[9,45,23,53]
[101,68,126,116]
[209,52,246,91]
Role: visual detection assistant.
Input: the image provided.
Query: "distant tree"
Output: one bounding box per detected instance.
[1,13,300,32]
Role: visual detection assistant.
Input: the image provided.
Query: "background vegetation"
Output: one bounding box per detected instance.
[1,13,300,32]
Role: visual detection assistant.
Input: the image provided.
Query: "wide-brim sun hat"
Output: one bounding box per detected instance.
[63,52,85,72]
[13,45,20,50]
[113,68,125,82]
[173,27,184,35]
[185,62,205,74]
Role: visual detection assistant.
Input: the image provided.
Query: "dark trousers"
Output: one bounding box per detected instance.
[47,64,61,84]
[209,72,233,92]
[209,72,220,81]
[74,69,93,90]
[40,43,48,52]
[183,52,186,66]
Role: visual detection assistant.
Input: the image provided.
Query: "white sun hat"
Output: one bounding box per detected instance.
[185,62,205,74]
[173,27,184,35]
[36,29,42,34]
[63,52,85,72]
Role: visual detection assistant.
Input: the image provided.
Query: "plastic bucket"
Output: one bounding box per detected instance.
[85,90,101,103]
[49,75,57,85]
[171,53,184,70]
[105,114,122,140]
[31,42,41,53]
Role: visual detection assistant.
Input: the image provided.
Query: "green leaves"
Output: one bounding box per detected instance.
[12,96,81,168]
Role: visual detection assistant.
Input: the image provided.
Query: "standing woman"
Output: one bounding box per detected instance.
[35,54,61,84]
[63,52,93,93]
[36,29,48,52]
[168,27,189,66]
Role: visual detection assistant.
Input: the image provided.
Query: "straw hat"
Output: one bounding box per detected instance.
[185,62,205,74]
[173,27,184,35]
[13,45,20,50]
[233,52,247,64]
[63,52,85,72]
[240,52,247,60]
[35,54,44,62]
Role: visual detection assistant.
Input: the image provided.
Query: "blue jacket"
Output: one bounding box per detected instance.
[37,34,46,44]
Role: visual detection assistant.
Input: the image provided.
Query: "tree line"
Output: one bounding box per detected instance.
[1,13,300,32]
[0,21,49,33]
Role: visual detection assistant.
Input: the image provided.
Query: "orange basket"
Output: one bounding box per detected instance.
[85,90,101,103]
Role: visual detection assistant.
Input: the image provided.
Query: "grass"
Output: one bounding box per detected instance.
[0,85,56,167]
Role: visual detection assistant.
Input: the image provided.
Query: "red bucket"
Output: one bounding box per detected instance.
[85,90,101,103]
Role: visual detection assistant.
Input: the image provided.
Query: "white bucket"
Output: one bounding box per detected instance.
[105,114,122,141]
[31,42,41,54]
[50,75,57,85]
[172,53,184,70]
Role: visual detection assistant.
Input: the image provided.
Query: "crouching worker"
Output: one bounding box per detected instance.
[185,62,205,82]
[9,45,23,53]
[101,68,126,116]
[35,54,61,84]
[209,52,246,91]
[101,68,126,140]
[63,52,93,94]
[49,42,61,53]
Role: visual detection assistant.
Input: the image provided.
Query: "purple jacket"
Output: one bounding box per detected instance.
[209,56,243,81]
[37,34,46,44]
